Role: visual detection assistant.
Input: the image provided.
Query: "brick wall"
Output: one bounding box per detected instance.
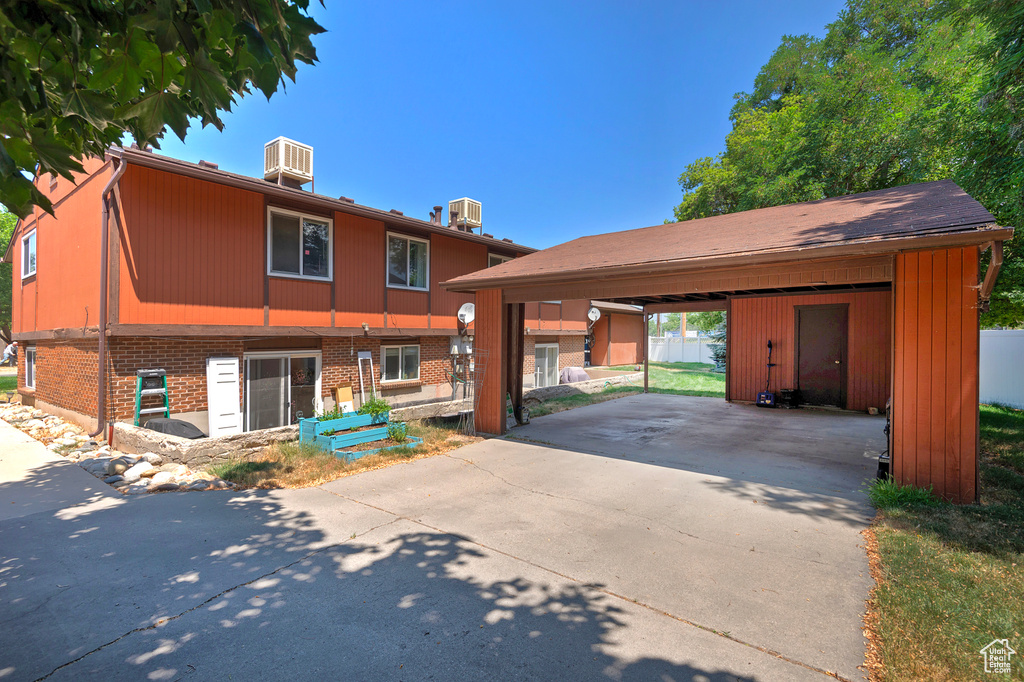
[322,335,453,400]
[523,335,585,377]
[558,335,585,369]
[23,334,464,422]
[18,339,100,416]
[106,337,245,422]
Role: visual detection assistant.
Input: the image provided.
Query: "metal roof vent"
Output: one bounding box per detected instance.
[449,197,482,231]
[264,137,313,187]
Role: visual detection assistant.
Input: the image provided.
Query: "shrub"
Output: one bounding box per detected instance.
[387,421,408,442]
[358,396,391,422]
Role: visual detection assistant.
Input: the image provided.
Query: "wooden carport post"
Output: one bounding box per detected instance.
[505,302,525,422]
[643,306,649,393]
[475,288,509,435]
[892,246,980,503]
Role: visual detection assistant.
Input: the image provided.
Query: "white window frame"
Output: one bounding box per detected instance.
[380,344,421,383]
[242,350,322,431]
[25,347,36,389]
[534,343,559,388]
[266,207,333,282]
[21,230,36,279]
[386,232,430,291]
[488,253,512,268]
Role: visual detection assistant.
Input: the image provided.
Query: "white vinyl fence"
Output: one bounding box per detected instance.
[647,336,716,364]
[980,330,1024,409]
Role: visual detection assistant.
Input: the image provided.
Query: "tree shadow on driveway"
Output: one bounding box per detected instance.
[1,473,764,682]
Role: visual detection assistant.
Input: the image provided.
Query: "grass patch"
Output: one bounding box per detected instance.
[867,479,943,509]
[209,420,479,489]
[609,361,725,398]
[524,362,723,419]
[0,376,17,392]
[867,404,1024,681]
[528,386,642,418]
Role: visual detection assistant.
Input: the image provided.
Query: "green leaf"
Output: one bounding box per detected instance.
[120,91,192,140]
[61,88,115,131]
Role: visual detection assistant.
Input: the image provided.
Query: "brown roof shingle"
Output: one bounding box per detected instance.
[444,180,1009,291]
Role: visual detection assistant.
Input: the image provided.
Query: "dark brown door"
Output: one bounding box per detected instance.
[797,305,847,407]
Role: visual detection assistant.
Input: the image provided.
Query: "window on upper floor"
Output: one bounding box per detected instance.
[22,231,36,279]
[488,253,513,268]
[267,208,332,280]
[387,234,429,290]
[382,344,420,382]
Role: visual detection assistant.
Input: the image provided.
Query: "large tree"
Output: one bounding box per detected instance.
[0,0,326,218]
[673,0,1024,327]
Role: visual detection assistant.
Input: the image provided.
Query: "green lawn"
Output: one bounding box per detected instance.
[867,404,1024,681]
[0,376,16,392]
[527,362,723,418]
[608,361,725,398]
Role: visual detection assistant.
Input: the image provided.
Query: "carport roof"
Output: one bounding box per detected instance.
[443,180,1011,293]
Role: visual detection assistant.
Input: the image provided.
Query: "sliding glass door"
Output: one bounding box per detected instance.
[245,357,288,431]
[534,344,559,388]
[244,352,322,431]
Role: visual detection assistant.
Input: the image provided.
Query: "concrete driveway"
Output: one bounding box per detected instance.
[0,394,882,681]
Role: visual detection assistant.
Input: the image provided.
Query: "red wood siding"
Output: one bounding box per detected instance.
[119,165,264,325]
[524,300,589,334]
[475,289,506,435]
[591,316,610,366]
[387,288,429,329]
[608,313,644,366]
[268,278,331,326]
[431,234,486,329]
[333,211,386,328]
[14,160,109,334]
[893,247,979,503]
[729,290,891,411]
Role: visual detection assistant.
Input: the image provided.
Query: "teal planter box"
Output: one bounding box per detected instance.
[299,412,419,461]
[335,436,423,462]
[299,412,389,443]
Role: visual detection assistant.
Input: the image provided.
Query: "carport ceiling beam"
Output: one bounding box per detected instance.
[646,300,730,314]
[500,254,896,304]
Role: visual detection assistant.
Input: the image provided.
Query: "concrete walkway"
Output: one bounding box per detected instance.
[0,395,878,681]
[0,420,120,522]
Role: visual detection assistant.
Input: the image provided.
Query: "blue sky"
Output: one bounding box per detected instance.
[158,1,847,249]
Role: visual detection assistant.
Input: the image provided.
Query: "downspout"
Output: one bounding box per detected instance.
[979,241,1004,313]
[90,157,126,438]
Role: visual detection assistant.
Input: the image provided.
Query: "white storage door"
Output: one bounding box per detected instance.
[206,357,242,437]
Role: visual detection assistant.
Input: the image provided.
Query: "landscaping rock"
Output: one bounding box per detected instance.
[122,462,156,483]
[149,471,174,487]
[2,404,236,496]
[107,458,132,476]
[139,452,163,466]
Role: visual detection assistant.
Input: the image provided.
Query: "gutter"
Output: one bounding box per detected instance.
[979,240,1004,312]
[90,157,126,439]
